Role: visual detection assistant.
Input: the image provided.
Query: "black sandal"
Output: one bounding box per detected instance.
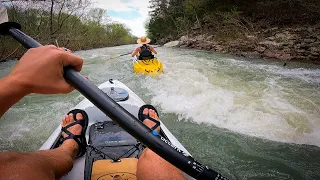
[59,109,89,157]
[138,105,161,133]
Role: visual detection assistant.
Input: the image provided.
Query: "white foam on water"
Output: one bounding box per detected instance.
[0,95,75,150]
[142,52,320,146]
[226,58,320,84]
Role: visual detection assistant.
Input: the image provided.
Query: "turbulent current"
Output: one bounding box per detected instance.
[0,45,319,179]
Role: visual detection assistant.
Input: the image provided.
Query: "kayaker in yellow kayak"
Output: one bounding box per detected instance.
[131,36,157,60]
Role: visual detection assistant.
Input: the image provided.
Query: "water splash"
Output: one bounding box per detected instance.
[142,49,320,146]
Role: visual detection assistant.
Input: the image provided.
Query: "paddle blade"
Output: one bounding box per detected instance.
[0,3,8,24]
[0,3,21,35]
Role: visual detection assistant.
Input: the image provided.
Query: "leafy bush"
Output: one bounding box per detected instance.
[0,1,136,60]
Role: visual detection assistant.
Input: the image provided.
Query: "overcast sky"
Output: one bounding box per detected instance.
[93,0,150,37]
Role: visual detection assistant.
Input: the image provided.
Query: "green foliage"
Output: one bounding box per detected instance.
[146,0,320,43]
[0,4,136,60]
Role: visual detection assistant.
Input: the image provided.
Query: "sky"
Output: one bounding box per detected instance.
[93,0,150,37]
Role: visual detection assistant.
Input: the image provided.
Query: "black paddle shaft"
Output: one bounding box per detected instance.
[0,22,229,180]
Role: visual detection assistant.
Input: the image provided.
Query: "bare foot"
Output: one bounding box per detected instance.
[142,108,160,133]
[60,113,84,157]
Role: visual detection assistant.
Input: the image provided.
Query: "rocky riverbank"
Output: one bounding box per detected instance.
[167,26,320,64]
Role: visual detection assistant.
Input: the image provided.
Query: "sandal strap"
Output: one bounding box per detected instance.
[62,120,84,132]
[57,109,89,157]
[61,128,72,136]
[64,134,81,145]
[141,114,160,131]
[64,134,86,155]
[138,105,161,131]
[67,112,86,127]
[61,122,87,153]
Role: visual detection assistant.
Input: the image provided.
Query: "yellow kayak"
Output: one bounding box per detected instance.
[133,56,163,76]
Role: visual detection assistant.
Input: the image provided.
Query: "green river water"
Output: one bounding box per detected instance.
[0,45,319,179]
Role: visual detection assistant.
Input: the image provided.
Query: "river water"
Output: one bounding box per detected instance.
[0,45,319,179]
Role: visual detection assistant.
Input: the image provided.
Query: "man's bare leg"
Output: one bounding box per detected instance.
[0,113,84,180]
[137,108,186,180]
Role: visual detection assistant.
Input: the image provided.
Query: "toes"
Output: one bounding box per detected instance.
[143,108,149,115]
[154,111,159,120]
[62,115,67,125]
[155,110,159,118]
[149,109,154,118]
[61,115,69,137]
[67,113,75,123]
[76,113,83,121]
[61,112,84,140]
[149,109,159,120]
[141,108,161,133]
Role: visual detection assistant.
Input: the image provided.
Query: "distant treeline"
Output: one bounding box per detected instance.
[146,0,320,42]
[0,0,136,61]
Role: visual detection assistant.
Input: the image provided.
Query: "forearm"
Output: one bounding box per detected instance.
[0,76,29,117]
[150,47,157,54]
[132,50,138,57]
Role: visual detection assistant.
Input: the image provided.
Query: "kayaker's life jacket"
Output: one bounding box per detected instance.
[139,45,154,60]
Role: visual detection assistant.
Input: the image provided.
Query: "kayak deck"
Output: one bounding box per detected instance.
[85,121,143,179]
[39,80,192,180]
[133,57,163,76]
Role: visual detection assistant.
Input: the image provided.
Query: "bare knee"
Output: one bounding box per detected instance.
[137,149,186,180]
[140,148,159,160]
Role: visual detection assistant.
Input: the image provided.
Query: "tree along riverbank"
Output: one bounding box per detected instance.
[0,1,136,62]
[147,0,320,64]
